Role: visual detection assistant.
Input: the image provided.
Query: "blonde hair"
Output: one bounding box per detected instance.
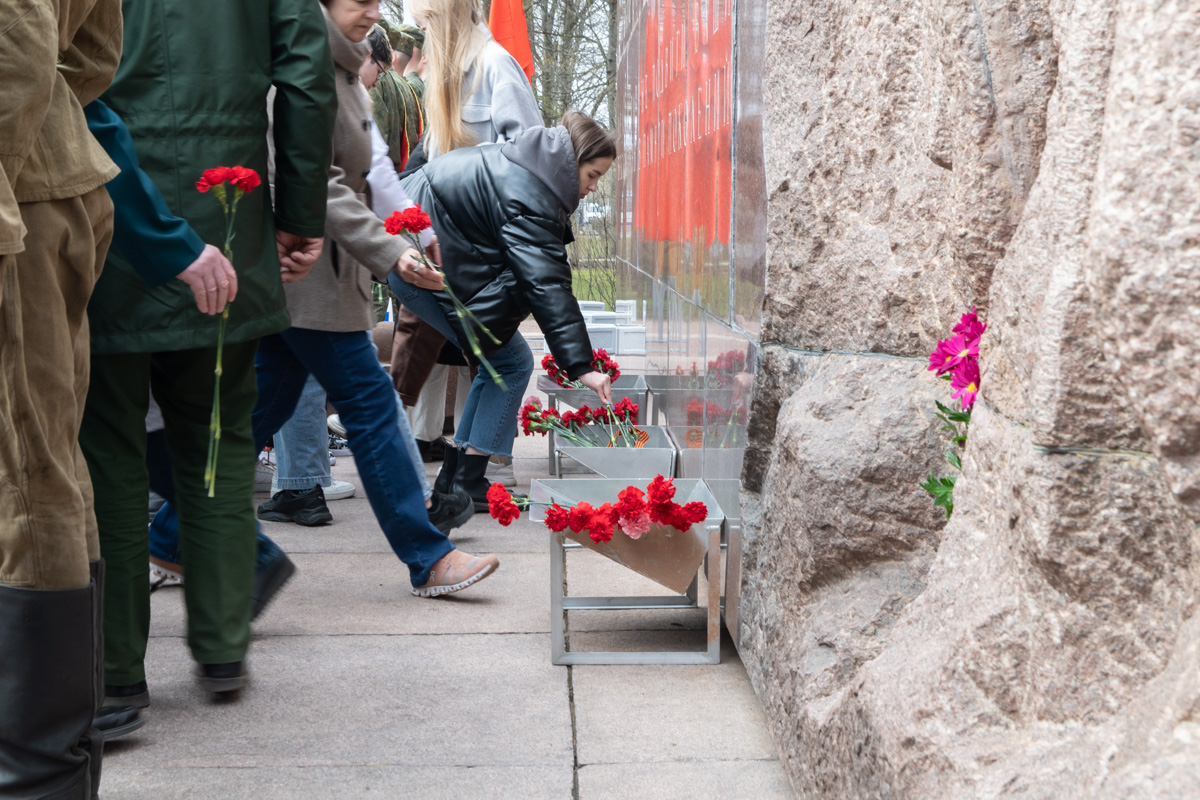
[408,0,486,157]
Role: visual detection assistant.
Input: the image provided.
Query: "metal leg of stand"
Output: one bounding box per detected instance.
[551,530,567,664]
[705,524,722,664]
[549,523,723,666]
[547,396,559,472]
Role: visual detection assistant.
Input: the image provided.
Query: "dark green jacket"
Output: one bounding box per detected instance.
[88,0,336,354]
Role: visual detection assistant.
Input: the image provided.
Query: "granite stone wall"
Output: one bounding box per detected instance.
[740,0,1200,795]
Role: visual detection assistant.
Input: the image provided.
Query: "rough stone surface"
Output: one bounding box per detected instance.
[738,356,950,792]
[742,346,822,492]
[1083,0,1200,518]
[760,0,1057,356]
[743,0,1200,794]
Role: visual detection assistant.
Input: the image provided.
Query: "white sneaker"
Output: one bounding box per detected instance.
[325,480,356,501]
[254,461,275,493]
[149,557,183,589]
[327,414,347,437]
[486,461,517,488]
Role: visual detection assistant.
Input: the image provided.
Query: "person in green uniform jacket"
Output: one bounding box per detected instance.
[77,0,337,715]
[368,25,425,172]
[81,97,255,740]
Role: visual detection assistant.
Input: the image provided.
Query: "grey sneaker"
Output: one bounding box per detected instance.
[411,550,499,598]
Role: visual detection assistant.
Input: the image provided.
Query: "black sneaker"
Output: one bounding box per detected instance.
[105,680,150,709]
[94,704,146,740]
[196,661,247,694]
[428,487,474,534]
[257,487,333,526]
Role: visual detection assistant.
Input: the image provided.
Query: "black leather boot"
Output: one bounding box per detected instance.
[456,453,528,513]
[0,574,103,799]
[433,442,460,495]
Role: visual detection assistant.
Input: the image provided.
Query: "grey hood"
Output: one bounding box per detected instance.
[501,125,580,214]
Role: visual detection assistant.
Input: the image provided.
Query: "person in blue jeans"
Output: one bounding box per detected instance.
[256,374,355,527]
[388,113,617,509]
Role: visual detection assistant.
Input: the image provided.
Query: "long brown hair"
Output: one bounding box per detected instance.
[408,0,487,157]
[561,110,616,166]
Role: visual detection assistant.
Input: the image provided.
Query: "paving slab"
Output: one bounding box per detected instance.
[149,552,550,639]
[105,633,571,771]
[571,632,781,765]
[578,760,793,799]
[102,764,574,800]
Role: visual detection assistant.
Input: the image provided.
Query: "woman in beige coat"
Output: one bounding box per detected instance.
[252,0,500,597]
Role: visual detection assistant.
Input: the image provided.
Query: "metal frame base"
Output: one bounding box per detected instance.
[550,525,722,666]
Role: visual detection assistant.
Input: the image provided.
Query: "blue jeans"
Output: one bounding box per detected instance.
[273,374,331,491]
[272,360,432,498]
[153,328,453,587]
[149,503,283,574]
[387,274,532,459]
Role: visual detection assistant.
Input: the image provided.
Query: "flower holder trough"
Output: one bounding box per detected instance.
[537,374,648,471]
[530,478,725,666]
[666,425,747,480]
[553,425,677,479]
[643,377,737,428]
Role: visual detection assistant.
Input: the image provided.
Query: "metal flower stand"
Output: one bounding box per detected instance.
[537,374,648,472]
[530,479,724,666]
[553,425,677,479]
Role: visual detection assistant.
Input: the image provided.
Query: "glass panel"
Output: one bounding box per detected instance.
[732,0,767,336]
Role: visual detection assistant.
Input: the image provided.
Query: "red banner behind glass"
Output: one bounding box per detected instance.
[635,0,733,250]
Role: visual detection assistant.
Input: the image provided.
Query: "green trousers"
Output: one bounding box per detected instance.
[79,341,259,685]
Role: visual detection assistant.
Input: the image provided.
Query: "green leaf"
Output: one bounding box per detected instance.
[920,473,956,519]
[945,450,962,470]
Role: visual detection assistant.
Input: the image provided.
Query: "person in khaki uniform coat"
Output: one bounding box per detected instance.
[0,0,121,796]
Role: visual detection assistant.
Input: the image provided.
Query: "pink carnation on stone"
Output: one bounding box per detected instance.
[951,358,981,410]
[618,510,651,540]
[953,307,987,342]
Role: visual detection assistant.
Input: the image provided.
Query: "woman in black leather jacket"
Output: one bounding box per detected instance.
[387,111,616,509]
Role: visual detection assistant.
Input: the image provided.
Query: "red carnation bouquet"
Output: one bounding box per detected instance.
[519,396,644,447]
[196,165,261,497]
[706,349,746,389]
[921,307,987,518]
[385,205,506,389]
[487,475,708,542]
[542,348,620,389]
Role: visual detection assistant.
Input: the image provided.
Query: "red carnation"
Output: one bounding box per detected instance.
[487,483,521,526]
[615,486,646,520]
[399,205,432,234]
[196,166,233,193]
[544,503,571,533]
[567,501,595,533]
[680,501,708,526]
[586,502,616,543]
[647,475,675,506]
[384,210,406,236]
[228,165,261,192]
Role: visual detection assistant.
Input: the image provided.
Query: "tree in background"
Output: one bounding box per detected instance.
[383,0,617,126]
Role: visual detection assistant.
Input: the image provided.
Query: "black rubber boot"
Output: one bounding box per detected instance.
[0,573,103,799]
[433,443,460,496]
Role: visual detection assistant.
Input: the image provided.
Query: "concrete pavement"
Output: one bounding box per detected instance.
[102,432,792,799]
